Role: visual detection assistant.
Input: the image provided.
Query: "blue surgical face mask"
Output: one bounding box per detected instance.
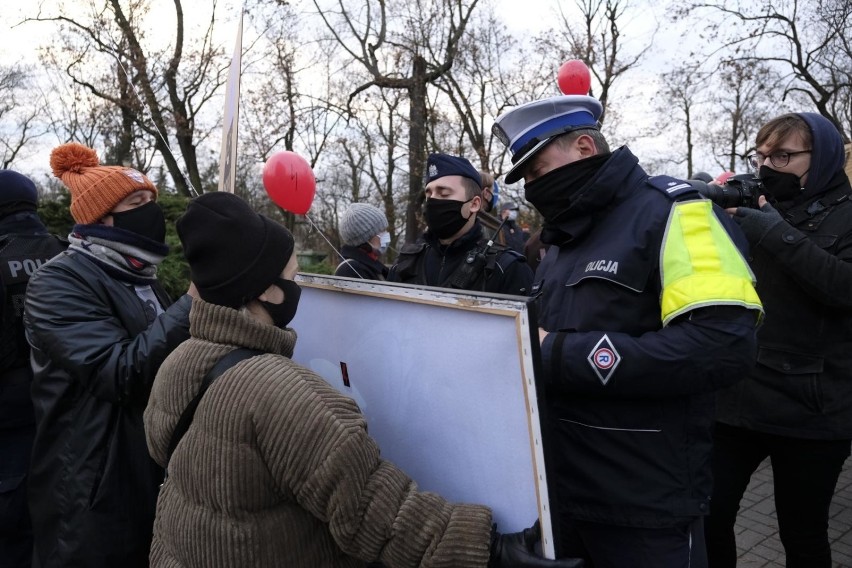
[378,231,391,254]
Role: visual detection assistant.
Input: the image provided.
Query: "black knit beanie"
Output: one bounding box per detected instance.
[177,192,295,308]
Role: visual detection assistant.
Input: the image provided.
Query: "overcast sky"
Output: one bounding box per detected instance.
[0,0,675,178]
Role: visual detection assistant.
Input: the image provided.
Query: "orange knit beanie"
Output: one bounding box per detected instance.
[50,142,158,225]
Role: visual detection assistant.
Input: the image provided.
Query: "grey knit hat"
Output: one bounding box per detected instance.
[339,203,387,246]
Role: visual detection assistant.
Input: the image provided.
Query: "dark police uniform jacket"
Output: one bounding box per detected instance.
[535,147,762,530]
[388,221,533,296]
[24,250,191,567]
[716,169,852,440]
[0,213,65,566]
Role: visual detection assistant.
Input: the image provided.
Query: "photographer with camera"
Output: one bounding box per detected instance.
[705,113,852,568]
[388,153,533,295]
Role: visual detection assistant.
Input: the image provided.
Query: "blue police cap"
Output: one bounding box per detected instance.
[426,153,482,187]
[492,95,603,184]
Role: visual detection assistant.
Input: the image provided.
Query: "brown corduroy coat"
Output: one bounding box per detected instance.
[144,299,492,567]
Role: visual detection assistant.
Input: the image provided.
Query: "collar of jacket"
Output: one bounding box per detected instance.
[190,297,297,357]
[423,219,484,253]
[541,146,645,245]
[0,211,48,236]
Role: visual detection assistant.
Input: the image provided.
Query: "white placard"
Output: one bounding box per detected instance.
[290,274,554,558]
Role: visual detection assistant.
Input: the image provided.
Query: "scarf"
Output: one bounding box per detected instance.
[68,223,168,284]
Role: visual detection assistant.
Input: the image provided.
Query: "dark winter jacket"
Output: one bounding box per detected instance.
[535,147,760,531]
[334,244,389,280]
[716,113,852,439]
[388,222,533,296]
[0,212,65,568]
[23,250,191,567]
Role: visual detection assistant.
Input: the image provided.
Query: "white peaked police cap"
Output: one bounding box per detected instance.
[492,95,603,184]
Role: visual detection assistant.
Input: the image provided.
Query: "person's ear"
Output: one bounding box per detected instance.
[575,134,598,158]
[468,194,482,214]
[256,283,276,302]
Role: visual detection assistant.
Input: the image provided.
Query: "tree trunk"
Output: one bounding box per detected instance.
[406,56,427,244]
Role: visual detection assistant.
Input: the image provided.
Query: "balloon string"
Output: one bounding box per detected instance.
[303,213,366,280]
[116,60,201,197]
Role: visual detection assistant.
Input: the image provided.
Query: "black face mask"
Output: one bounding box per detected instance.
[258,277,301,329]
[111,201,166,243]
[759,165,805,202]
[423,198,472,239]
[524,153,610,224]
[481,190,494,213]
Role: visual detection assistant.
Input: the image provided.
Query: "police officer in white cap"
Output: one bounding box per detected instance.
[492,94,764,566]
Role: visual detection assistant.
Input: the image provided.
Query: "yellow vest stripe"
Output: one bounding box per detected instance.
[661,200,763,326]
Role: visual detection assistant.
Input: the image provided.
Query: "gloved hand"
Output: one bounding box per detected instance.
[489,522,585,568]
[733,201,785,245]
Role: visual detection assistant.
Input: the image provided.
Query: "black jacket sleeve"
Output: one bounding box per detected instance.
[542,305,758,399]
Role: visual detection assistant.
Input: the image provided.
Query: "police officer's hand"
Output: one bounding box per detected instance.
[489,522,585,568]
[732,199,785,245]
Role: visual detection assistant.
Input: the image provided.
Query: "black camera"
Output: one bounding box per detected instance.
[690,173,764,209]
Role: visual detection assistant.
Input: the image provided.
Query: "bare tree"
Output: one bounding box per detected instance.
[27,0,229,195]
[535,0,656,125]
[683,0,852,142]
[650,64,707,178]
[311,0,480,243]
[706,59,781,173]
[432,5,551,176]
[0,64,49,168]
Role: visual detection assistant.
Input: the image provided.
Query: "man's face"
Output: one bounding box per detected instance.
[754,131,811,186]
[522,136,590,184]
[423,174,481,242]
[424,175,480,212]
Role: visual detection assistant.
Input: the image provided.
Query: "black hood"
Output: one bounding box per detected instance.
[797,112,846,198]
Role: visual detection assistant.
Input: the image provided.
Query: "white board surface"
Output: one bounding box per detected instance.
[290,274,554,558]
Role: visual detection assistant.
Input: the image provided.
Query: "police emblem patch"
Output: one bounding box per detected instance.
[428,164,438,179]
[587,334,621,385]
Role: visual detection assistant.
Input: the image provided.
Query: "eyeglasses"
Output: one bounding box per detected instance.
[747,150,811,169]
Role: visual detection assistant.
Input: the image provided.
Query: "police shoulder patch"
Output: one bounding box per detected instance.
[646,175,699,200]
[587,334,621,385]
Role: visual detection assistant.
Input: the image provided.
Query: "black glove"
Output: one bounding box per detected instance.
[733,202,785,245]
[489,522,585,568]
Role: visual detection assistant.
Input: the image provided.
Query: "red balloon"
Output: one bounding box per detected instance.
[557,60,592,95]
[262,151,316,215]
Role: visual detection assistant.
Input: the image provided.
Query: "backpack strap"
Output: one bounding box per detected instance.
[166,347,264,467]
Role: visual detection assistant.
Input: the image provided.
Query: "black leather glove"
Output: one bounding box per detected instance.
[733,202,785,245]
[489,522,585,568]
